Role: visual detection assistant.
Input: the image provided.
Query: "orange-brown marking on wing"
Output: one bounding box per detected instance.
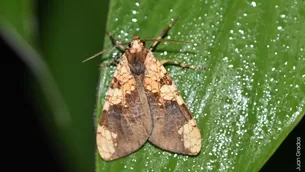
[103,55,136,111]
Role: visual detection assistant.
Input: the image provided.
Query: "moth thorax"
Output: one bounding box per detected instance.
[129,40,145,53]
[128,54,146,75]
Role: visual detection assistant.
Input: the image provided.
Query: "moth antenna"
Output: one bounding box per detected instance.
[82,46,117,63]
[142,39,194,44]
[82,43,128,63]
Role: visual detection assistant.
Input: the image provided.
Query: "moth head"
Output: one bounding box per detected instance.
[129,36,145,53]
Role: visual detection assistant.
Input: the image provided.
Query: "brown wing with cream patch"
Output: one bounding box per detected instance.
[96,55,152,161]
[144,52,201,155]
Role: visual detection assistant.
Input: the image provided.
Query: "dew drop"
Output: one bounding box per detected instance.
[277,26,283,30]
[250,1,257,7]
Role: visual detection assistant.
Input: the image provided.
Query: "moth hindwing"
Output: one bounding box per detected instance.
[96,23,201,161]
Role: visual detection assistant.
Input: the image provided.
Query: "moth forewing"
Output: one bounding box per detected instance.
[96,54,153,161]
[143,52,201,155]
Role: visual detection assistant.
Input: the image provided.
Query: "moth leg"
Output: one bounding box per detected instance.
[160,59,207,70]
[101,32,125,67]
[149,17,179,51]
[106,32,127,52]
[100,58,120,68]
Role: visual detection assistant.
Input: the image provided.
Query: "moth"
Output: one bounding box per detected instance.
[94,18,202,161]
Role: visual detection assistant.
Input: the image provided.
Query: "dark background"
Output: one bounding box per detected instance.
[1,0,109,170]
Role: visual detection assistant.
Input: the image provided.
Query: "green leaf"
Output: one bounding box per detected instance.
[96,0,305,171]
[0,0,33,43]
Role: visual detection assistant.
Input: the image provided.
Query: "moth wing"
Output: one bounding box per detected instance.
[144,52,201,155]
[96,55,152,161]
